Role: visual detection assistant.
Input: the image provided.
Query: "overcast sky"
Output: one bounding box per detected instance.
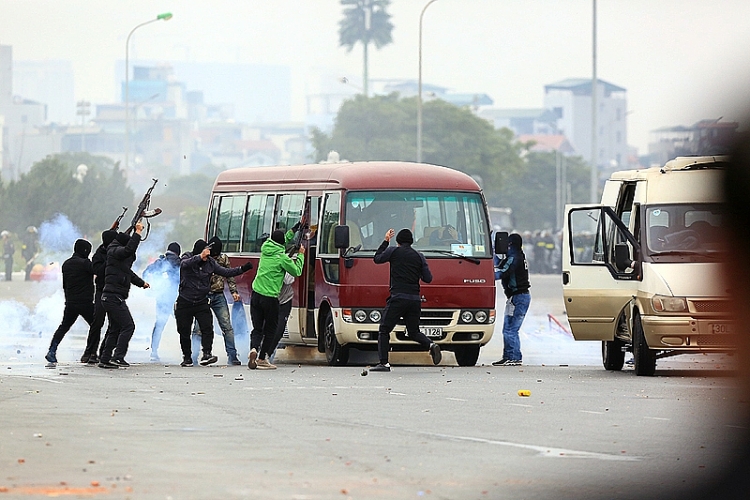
[2,0,750,153]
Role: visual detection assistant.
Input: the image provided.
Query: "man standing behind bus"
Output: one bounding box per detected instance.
[371,228,441,372]
[248,229,305,370]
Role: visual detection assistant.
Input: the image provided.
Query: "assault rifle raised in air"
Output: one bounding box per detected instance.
[125,178,162,240]
[110,207,128,231]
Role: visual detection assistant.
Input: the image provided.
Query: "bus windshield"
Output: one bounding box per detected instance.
[645,203,726,260]
[344,190,491,258]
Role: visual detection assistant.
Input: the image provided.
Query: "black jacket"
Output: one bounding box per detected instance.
[92,230,118,294]
[61,239,94,305]
[102,233,145,299]
[373,240,433,299]
[178,252,244,304]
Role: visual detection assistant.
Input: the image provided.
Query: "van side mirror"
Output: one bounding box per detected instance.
[614,243,632,272]
[334,225,350,249]
[494,231,509,255]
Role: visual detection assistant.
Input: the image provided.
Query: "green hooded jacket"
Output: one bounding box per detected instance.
[252,230,305,298]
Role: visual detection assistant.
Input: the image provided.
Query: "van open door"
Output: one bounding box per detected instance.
[561,205,641,341]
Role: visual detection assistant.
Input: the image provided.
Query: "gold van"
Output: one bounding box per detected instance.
[561,156,733,375]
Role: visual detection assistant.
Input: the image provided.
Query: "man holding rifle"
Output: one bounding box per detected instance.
[98,221,150,368]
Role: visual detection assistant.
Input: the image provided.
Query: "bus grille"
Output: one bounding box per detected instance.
[397,310,454,327]
[696,335,736,347]
[691,300,731,313]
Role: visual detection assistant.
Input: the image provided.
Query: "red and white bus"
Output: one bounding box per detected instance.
[206,161,497,366]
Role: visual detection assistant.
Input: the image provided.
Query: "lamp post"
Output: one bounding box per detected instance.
[417,0,439,164]
[124,12,172,173]
[590,0,598,203]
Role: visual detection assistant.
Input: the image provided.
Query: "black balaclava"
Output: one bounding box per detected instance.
[396,228,413,245]
[116,232,130,245]
[167,242,181,255]
[192,239,208,255]
[271,230,285,246]
[102,230,117,248]
[208,236,222,257]
[74,239,92,258]
[509,233,523,250]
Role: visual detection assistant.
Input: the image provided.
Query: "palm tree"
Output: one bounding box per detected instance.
[338,0,394,97]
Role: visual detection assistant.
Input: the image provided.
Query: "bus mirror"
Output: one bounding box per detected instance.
[494,231,509,254]
[614,243,632,272]
[334,225,350,249]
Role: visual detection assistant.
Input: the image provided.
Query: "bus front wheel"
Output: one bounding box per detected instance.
[323,310,349,366]
[633,312,656,376]
[454,345,480,366]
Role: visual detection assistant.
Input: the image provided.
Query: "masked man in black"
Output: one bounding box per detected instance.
[45,239,95,366]
[98,222,150,368]
[80,229,117,364]
[176,239,253,367]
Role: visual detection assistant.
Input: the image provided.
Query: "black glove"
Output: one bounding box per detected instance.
[291,221,301,233]
[240,262,253,273]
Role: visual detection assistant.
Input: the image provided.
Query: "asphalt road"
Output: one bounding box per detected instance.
[1,273,746,499]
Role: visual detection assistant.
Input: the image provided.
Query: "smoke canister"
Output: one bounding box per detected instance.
[517,389,531,397]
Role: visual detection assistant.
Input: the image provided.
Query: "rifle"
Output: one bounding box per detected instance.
[287,199,310,256]
[125,178,162,240]
[110,207,128,231]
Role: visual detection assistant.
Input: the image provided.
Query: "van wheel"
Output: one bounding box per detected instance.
[454,345,480,366]
[633,312,656,376]
[323,310,349,366]
[602,338,625,371]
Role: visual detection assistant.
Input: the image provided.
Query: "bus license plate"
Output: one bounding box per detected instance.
[420,327,443,338]
[710,323,734,334]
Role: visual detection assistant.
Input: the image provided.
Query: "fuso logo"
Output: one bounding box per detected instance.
[463,279,486,283]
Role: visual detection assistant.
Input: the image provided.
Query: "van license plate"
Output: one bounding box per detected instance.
[420,327,443,338]
[710,323,733,334]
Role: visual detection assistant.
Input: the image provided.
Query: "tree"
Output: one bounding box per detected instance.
[0,153,134,236]
[339,0,394,96]
[496,151,591,231]
[310,93,525,198]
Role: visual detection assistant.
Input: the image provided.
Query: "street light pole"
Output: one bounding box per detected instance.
[125,12,172,174]
[76,100,90,153]
[590,0,598,203]
[417,0,439,164]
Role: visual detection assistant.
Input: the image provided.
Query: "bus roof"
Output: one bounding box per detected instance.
[212,161,482,193]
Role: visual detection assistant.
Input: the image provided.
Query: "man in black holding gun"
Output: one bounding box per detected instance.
[176,239,253,367]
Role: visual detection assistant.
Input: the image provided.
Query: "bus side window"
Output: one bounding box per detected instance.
[216,195,246,253]
[320,192,341,255]
[243,194,275,253]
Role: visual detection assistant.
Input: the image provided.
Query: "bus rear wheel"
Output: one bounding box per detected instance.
[454,345,480,366]
[323,310,349,366]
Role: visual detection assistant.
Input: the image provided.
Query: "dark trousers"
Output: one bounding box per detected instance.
[175,298,213,361]
[3,258,11,281]
[269,299,293,356]
[250,291,279,359]
[82,290,106,359]
[100,293,135,362]
[377,297,431,365]
[50,302,95,347]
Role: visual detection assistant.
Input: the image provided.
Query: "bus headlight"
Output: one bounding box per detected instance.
[475,310,488,323]
[461,310,474,323]
[369,310,382,323]
[354,310,367,323]
[652,295,688,312]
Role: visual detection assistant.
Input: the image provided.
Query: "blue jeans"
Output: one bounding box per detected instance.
[191,292,238,364]
[150,301,174,360]
[502,292,530,361]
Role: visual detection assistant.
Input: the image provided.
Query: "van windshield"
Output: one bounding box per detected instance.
[645,203,726,260]
[343,191,491,258]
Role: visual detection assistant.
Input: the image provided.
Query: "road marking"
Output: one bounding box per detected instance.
[644,417,670,421]
[2,375,63,384]
[509,403,532,408]
[446,397,467,402]
[580,410,605,415]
